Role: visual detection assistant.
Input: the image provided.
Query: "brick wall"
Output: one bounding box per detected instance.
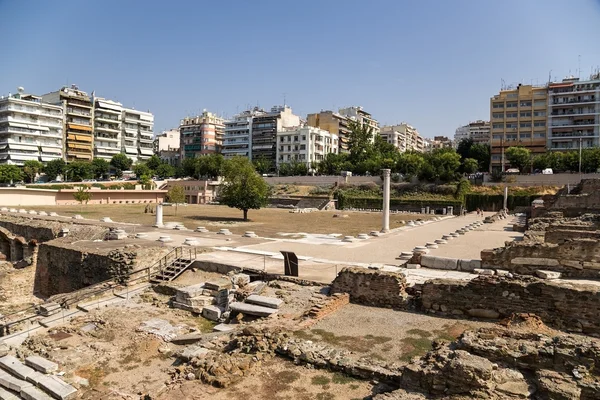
[330,267,408,308]
[421,276,600,335]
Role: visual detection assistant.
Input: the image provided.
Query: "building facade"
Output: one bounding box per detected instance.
[251,106,300,166]
[162,179,220,204]
[276,126,338,169]
[425,136,453,152]
[121,108,154,163]
[379,123,424,153]
[42,85,93,161]
[222,108,266,159]
[180,110,224,159]
[93,98,122,160]
[547,74,600,151]
[154,128,180,166]
[0,89,64,165]
[338,106,380,136]
[489,84,548,171]
[307,110,351,152]
[454,120,491,146]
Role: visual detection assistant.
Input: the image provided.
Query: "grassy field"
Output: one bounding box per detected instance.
[19,204,431,237]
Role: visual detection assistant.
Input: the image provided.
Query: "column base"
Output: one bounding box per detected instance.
[153,224,164,228]
[380,229,390,234]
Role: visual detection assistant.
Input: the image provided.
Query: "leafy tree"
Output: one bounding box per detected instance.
[110,153,133,177]
[73,186,92,209]
[456,138,474,161]
[316,153,350,175]
[43,159,66,181]
[146,155,162,171]
[155,163,175,179]
[463,158,479,174]
[133,162,152,179]
[65,161,94,181]
[0,164,23,183]
[91,158,110,179]
[181,157,197,178]
[252,156,273,175]
[196,154,224,180]
[397,152,424,180]
[219,156,269,221]
[454,178,472,206]
[23,160,43,183]
[532,154,549,171]
[347,120,374,164]
[468,144,491,172]
[166,185,185,213]
[505,147,531,172]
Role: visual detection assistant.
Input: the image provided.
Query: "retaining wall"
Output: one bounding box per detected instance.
[330,267,408,308]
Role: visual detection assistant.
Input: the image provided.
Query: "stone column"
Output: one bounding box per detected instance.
[381,169,391,233]
[154,203,164,227]
[503,186,508,210]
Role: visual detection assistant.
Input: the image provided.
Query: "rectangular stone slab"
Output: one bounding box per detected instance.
[25,356,58,374]
[27,372,76,400]
[229,302,278,317]
[20,385,53,400]
[0,371,33,392]
[0,356,35,380]
[245,295,283,309]
[0,386,20,400]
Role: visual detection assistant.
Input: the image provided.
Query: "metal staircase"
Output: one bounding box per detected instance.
[149,247,198,283]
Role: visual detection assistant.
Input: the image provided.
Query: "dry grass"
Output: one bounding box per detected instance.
[21,204,429,237]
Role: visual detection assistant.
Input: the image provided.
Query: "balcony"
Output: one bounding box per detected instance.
[67,99,92,108]
[95,125,120,134]
[95,115,119,123]
[66,108,91,117]
[551,121,596,128]
[552,98,597,106]
[95,135,120,142]
[139,136,153,143]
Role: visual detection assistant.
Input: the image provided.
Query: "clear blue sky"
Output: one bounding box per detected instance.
[2,0,599,138]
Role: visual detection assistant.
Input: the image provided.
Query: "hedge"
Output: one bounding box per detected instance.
[464,194,537,211]
[336,195,462,210]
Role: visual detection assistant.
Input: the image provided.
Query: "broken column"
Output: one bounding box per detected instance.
[154,203,164,227]
[503,186,508,210]
[381,168,391,233]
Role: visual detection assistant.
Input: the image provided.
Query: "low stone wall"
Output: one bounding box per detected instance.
[330,267,408,308]
[481,239,600,279]
[421,276,600,335]
[545,228,600,244]
[416,254,481,272]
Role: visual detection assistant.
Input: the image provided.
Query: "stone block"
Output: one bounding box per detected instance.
[458,259,481,272]
[421,255,458,270]
[171,333,204,345]
[19,386,53,400]
[213,324,235,333]
[229,302,278,317]
[183,238,199,246]
[0,386,20,400]
[176,283,206,300]
[187,296,214,308]
[473,268,495,276]
[357,233,369,240]
[246,295,283,309]
[217,229,231,235]
[231,274,250,287]
[495,269,511,277]
[511,257,560,266]
[0,356,35,380]
[204,281,232,291]
[406,264,421,269]
[171,301,203,314]
[425,242,438,249]
[24,356,57,374]
[243,231,258,238]
[0,370,32,392]
[180,346,210,361]
[202,306,223,321]
[0,344,8,358]
[195,226,209,233]
[27,372,76,400]
[536,270,562,279]
[342,236,356,242]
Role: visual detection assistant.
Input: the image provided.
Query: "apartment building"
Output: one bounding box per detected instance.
[42,85,93,161]
[93,98,122,160]
[276,126,338,169]
[154,128,180,166]
[425,136,453,152]
[547,74,600,151]
[338,106,380,135]
[307,110,351,152]
[489,84,548,171]
[454,120,491,146]
[0,88,64,165]
[180,110,224,159]
[251,106,300,166]
[222,108,266,159]
[379,123,424,153]
[122,108,154,162]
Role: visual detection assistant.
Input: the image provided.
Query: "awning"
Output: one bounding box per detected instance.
[28,124,49,131]
[8,144,38,151]
[41,156,60,161]
[41,147,62,154]
[97,101,122,112]
[67,123,92,131]
[125,147,137,154]
[9,154,39,161]
[68,143,90,150]
[8,122,29,129]
[70,134,92,142]
[139,148,153,155]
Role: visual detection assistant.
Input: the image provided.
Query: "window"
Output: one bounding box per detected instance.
[492,123,504,129]
[520,112,531,117]
[300,144,306,150]
[506,134,518,141]
[492,135,503,140]
[492,113,504,119]
[534,133,545,138]
[506,112,518,118]
[520,122,532,128]
[302,135,306,140]
[506,102,518,108]
[534,111,546,117]
[534,121,546,127]
[520,133,531,139]
[506,123,518,128]
[520,101,532,107]
[492,103,504,109]
[491,155,501,161]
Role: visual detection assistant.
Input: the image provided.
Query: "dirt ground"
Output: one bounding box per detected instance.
[19,204,431,237]
[0,262,41,315]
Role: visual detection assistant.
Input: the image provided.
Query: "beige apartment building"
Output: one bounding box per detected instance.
[489,84,548,171]
[180,110,224,159]
[379,123,424,153]
[307,110,351,152]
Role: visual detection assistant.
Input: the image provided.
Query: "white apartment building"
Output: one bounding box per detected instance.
[379,123,424,152]
[222,108,266,159]
[0,88,64,165]
[122,108,154,162]
[276,126,338,169]
[93,97,122,160]
[454,120,491,146]
[154,128,180,166]
[547,74,600,151]
[338,106,380,135]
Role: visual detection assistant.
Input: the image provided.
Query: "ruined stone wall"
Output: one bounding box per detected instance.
[421,276,600,335]
[330,267,408,308]
[0,215,108,242]
[545,228,600,243]
[481,239,600,278]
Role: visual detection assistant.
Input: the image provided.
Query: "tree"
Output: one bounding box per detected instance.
[468,143,491,172]
[252,156,273,175]
[316,153,349,175]
[110,153,133,177]
[91,158,110,179]
[505,147,531,172]
[65,161,94,181]
[166,185,185,213]
[219,157,269,221]
[23,160,43,183]
[155,163,175,179]
[0,165,23,183]
[463,158,479,174]
[43,159,66,181]
[73,186,92,210]
[133,162,152,179]
[146,155,162,171]
[196,154,224,180]
[181,157,197,178]
[397,152,424,180]
[456,138,474,161]
[347,120,375,164]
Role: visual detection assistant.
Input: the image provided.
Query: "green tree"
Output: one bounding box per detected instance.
[43,159,66,181]
[454,178,472,206]
[252,156,273,175]
[133,163,152,179]
[91,158,110,179]
[219,156,269,221]
[0,165,23,183]
[468,144,491,172]
[22,160,44,183]
[278,162,293,177]
[347,120,374,164]
[166,185,185,213]
[456,138,474,161]
[65,161,94,181]
[196,154,224,180]
[110,153,133,177]
[146,155,162,171]
[73,186,92,210]
[155,163,175,179]
[462,158,479,174]
[532,154,549,171]
[505,147,531,172]
[316,153,349,175]
[181,157,197,177]
[397,152,424,180]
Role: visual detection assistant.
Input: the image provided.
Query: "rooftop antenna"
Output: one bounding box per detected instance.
[578,55,581,78]
[548,70,552,84]
[283,92,287,107]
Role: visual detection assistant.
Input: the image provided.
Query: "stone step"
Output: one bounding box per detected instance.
[0,370,33,393]
[229,302,278,317]
[0,386,20,400]
[27,372,76,400]
[0,356,36,380]
[24,357,57,374]
[245,295,283,309]
[20,385,53,400]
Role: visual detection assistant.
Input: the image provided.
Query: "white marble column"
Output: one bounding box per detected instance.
[154,203,164,227]
[503,186,508,210]
[381,169,391,233]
